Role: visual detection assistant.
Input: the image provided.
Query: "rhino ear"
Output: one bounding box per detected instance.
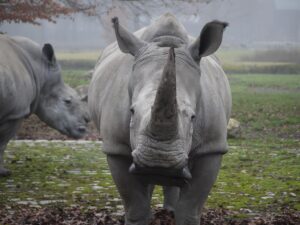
[42,43,56,63]
[189,21,228,62]
[112,17,146,56]
[81,94,88,102]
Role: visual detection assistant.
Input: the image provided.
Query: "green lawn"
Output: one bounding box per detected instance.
[62,69,91,88]
[57,51,99,71]
[56,49,300,74]
[57,51,100,61]
[217,49,300,74]
[213,138,300,213]
[0,139,299,216]
[228,74,300,139]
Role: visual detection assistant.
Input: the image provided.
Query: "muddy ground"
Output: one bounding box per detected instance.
[1,206,300,225]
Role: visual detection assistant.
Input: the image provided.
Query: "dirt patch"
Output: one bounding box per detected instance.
[0,206,299,225]
[16,115,100,141]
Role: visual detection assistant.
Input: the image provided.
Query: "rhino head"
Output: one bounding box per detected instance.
[35,44,90,139]
[112,17,227,186]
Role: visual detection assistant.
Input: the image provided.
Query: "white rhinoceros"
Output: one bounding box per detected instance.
[89,13,231,225]
[0,35,90,176]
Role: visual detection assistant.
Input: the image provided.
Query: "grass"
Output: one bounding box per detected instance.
[55,49,300,74]
[57,51,100,61]
[239,47,300,64]
[217,48,253,63]
[228,74,300,139]
[0,141,161,209]
[211,138,300,214]
[222,62,300,74]
[217,49,300,74]
[0,142,121,209]
[0,139,299,214]
[57,51,99,70]
[62,69,91,88]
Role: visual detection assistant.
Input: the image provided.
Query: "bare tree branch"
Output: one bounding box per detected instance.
[0,0,217,25]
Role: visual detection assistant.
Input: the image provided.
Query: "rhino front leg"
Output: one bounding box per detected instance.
[107,154,153,225]
[163,186,180,212]
[0,120,22,176]
[175,154,223,225]
[0,143,11,176]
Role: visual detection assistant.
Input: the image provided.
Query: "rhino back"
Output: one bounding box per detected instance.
[0,36,36,122]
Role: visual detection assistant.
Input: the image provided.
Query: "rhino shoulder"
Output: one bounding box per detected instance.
[0,36,37,122]
[0,67,32,122]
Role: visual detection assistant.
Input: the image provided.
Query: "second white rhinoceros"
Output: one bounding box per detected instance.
[0,35,90,176]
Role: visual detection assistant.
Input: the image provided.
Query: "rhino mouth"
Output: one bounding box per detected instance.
[61,125,87,139]
[132,137,188,169]
[129,163,192,187]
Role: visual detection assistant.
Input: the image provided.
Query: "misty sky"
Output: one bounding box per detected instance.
[1,0,300,50]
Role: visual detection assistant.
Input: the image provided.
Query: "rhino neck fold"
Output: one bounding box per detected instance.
[19,50,43,115]
[148,47,178,140]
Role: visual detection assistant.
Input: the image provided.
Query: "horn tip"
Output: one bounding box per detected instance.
[111,17,119,26]
[210,20,229,29]
[223,22,229,28]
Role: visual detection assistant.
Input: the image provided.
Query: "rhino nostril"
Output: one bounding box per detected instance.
[78,126,86,133]
[84,115,90,123]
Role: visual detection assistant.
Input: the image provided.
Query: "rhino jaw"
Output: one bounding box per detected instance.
[130,136,191,187]
[131,137,188,169]
[72,125,87,139]
[59,124,87,139]
[129,163,192,187]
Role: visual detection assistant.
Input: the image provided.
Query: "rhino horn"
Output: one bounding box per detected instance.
[149,47,178,140]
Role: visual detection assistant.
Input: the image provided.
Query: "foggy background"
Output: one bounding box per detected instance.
[1,0,300,50]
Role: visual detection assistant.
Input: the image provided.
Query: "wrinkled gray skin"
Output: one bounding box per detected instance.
[89,13,231,225]
[0,35,89,176]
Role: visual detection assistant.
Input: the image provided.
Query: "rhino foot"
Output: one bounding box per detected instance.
[0,167,11,177]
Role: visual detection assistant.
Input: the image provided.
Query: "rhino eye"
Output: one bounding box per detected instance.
[64,98,72,104]
[191,114,196,121]
[130,107,135,115]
